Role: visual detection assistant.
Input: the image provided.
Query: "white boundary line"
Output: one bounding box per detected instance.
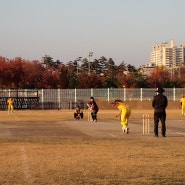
[20,146,33,185]
[109,133,117,138]
[175,132,185,136]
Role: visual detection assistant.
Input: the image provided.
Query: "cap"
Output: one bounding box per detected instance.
[111,99,123,104]
[156,87,165,93]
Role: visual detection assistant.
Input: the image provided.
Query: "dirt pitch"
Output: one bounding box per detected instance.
[0,109,185,185]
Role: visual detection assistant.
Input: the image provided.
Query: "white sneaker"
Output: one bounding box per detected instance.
[125,128,129,134]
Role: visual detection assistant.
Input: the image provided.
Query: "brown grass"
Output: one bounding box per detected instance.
[0,109,185,185]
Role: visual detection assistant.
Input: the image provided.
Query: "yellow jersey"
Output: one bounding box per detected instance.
[7,98,14,106]
[180,98,185,107]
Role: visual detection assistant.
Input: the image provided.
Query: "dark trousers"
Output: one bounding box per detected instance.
[91,110,97,121]
[154,111,166,136]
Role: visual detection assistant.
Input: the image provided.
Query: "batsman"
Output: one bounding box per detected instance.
[87,97,99,122]
[112,100,131,134]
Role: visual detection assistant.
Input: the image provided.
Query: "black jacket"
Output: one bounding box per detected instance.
[152,94,168,113]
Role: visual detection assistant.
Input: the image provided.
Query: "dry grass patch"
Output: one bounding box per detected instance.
[0,137,185,185]
[0,109,184,184]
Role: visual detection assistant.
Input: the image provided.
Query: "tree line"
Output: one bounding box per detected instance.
[0,55,185,89]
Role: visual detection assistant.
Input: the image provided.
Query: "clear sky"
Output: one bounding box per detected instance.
[1,0,185,67]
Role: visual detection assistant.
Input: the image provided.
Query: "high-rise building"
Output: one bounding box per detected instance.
[150,40,185,68]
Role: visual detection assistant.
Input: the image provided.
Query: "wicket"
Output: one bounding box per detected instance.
[87,111,92,121]
[142,114,150,134]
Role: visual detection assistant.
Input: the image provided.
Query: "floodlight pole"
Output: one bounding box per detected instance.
[88,52,93,75]
[76,57,82,76]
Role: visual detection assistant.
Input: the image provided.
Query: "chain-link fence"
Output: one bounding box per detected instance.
[1,88,185,110]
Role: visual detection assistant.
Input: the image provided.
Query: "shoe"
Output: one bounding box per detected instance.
[162,132,166,137]
[154,135,158,137]
[122,128,125,133]
[125,128,129,134]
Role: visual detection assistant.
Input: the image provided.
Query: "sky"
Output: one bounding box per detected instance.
[1,0,185,67]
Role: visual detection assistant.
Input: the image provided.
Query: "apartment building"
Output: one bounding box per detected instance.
[150,40,185,68]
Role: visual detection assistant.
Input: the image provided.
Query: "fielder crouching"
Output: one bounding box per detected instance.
[74,105,83,120]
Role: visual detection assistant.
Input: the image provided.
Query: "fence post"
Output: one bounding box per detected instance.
[41,89,44,110]
[75,88,77,103]
[107,88,110,102]
[140,88,143,102]
[91,88,93,97]
[123,87,126,101]
[58,88,60,109]
[173,87,176,101]
[8,89,10,97]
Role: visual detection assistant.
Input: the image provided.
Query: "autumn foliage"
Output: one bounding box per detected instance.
[0,55,185,89]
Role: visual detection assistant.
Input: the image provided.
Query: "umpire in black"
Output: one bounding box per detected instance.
[152,87,168,137]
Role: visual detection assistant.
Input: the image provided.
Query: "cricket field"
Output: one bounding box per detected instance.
[0,108,185,185]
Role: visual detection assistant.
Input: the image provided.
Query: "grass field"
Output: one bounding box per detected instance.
[0,109,185,185]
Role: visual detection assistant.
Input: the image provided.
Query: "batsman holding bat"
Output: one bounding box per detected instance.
[87,97,99,122]
[112,100,131,134]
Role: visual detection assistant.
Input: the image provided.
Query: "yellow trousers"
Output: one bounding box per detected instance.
[182,105,185,115]
[8,105,14,113]
[120,108,131,129]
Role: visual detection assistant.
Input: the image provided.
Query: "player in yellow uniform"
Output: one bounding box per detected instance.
[112,100,131,134]
[7,97,14,114]
[180,94,185,116]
